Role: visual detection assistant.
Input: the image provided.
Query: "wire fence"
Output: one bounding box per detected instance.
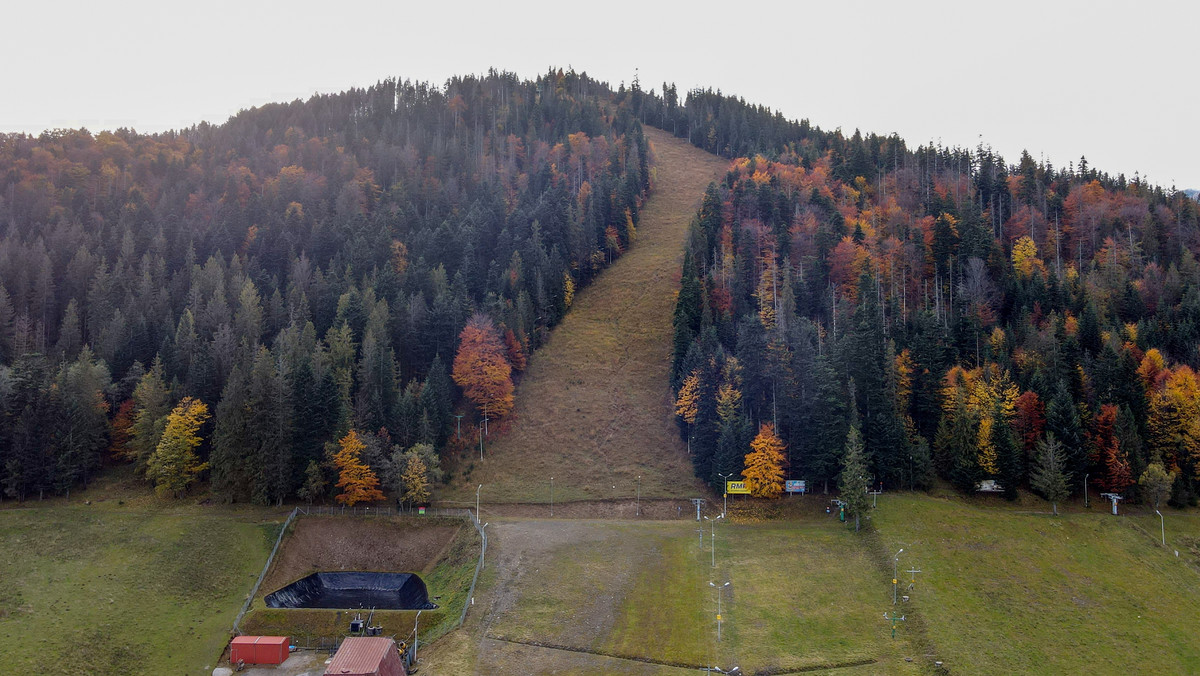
[461,508,488,627]
[233,506,299,634]
[295,504,472,519]
[232,503,487,636]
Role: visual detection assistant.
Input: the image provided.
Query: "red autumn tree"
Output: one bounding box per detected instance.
[503,325,527,372]
[1090,404,1132,492]
[109,399,136,462]
[1013,390,1046,456]
[334,430,385,506]
[453,313,515,421]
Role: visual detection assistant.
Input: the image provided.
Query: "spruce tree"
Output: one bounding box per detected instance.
[838,425,870,532]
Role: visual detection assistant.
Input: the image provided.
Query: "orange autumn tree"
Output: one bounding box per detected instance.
[334,430,385,506]
[452,314,515,421]
[743,423,787,498]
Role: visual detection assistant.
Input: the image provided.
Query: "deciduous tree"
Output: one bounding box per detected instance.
[146,397,211,498]
[333,430,384,506]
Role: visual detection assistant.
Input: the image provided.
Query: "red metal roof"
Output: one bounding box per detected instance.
[324,637,405,676]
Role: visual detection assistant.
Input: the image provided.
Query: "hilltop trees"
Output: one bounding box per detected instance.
[0,69,652,501]
[664,107,1200,506]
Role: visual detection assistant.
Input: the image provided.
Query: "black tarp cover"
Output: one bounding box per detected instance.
[264,571,437,609]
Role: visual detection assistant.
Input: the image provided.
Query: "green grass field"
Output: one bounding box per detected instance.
[437,510,924,675]
[872,494,1200,673]
[0,499,278,675]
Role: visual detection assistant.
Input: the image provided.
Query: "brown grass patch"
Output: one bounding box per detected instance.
[442,128,730,504]
[259,515,460,595]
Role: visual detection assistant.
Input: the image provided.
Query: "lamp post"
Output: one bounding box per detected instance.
[636,476,642,516]
[1084,473,1089,508]
[412,608,423,659]
[893,548,904,605]
[704,514,724,567]
[709,581,731,641]
[717,472,733,517]
[454,414,463,440]
[478,422,484,460]
[1156,510,1165,545]
[476,484,482,520]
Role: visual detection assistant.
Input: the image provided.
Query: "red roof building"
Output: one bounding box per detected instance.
[230,636,290,665]
[324,637,406,676]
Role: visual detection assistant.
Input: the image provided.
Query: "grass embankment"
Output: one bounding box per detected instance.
[460,511,921,675]
[443,127,729,504]
[0,497,278,675]
[241,514,480,648]
[872,494,1200,673]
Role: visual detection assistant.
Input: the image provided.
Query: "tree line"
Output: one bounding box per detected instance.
[0,68,650,502]
[658,91,1200,508]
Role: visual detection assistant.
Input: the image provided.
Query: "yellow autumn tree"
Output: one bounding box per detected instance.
[400,453,431,506]
[674,371,700,424]
[1011,236,1046,279]
[563,272,576,310]
[942,364,1018,475]
[743,423,786,498]
[145,397,210,498]
[334,430,385,506]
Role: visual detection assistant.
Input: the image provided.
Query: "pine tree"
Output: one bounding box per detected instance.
[743,423,786,498]
[130,356,170,474]
[1031,433,1071,516]
[992,404,1023,500]
[146,397,211,499]
[838,425,870,532]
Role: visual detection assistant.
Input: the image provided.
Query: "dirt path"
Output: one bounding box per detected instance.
[444,127,729,504]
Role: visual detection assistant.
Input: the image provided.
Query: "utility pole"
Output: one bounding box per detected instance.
[705,515,724,568]
[454,414,463,440]
[883,611,906,639]
[717,473,733,517]
[892,549,904,605]
[476,484,482,520]
[709,581,730,641]
[636,476,641,516]
[550,477,554,517]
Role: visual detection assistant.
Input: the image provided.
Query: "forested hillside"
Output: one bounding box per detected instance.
[0,69,651,502]
[646,86,1200,505]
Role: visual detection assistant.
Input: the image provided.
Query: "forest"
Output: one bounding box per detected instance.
[0,69,651,503]
[645,86,1200,507]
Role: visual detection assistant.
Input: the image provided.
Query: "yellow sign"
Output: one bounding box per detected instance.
[716,614,722,621]
[726,481,751,495]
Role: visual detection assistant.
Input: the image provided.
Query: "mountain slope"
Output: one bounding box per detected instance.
[445,127,728,503]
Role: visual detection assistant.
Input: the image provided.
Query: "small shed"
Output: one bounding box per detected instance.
[230,635,290,666]
[324,637,406,676]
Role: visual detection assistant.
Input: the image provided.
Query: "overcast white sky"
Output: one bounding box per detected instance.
[4,1,1198,188]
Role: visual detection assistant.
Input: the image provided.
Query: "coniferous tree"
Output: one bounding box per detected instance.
[130,356,171,475]
[1031,433,1071,516]
[838,425,870,532]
